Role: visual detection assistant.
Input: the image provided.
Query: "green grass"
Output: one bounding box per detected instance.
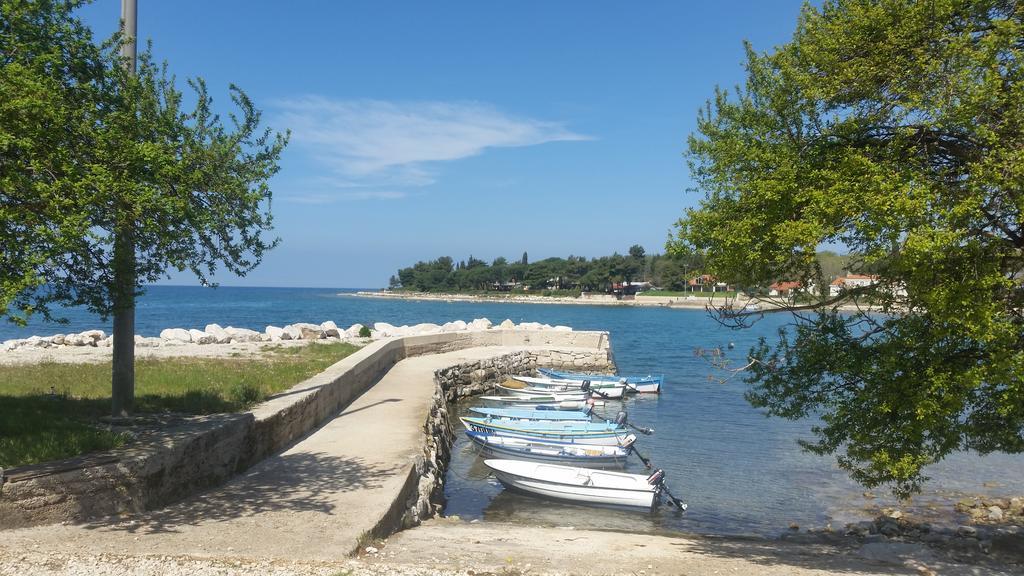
[0,341,360,469]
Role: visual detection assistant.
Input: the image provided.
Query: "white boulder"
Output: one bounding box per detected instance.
[552,325,573,332]
[224,326,261,342]
[499,319,515,330]
[373,322,398,337]
[292,322,324,340]
[409,323,441,335]
[265,325,288,341]
[25,335,49,348]
[3,339,20,351]
[65,333,89,346]
[51,334,66,346]
[283,325,303,340]
[98,336,112,347]
[80,329,106,343]
[467,318,492,331]
[160,328,192,343]
[517,322,543,331]
[204,324,232,344]
[188,329,218,345]
[320,320,341,338]
[345,324,367,338]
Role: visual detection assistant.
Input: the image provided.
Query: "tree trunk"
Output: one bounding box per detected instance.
[111,231,135,417]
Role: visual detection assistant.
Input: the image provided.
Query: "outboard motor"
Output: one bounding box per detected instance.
[646,469,665,486]
[581,380,591,392]
[615,411,628,427]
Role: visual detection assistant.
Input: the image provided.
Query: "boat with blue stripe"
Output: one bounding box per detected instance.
[466,431,634,468]
[460,416,633,446]
[469,407,594,421]
[537,368,663,393]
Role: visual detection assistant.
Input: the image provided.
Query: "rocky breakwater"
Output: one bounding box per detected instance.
[2,318,578,354]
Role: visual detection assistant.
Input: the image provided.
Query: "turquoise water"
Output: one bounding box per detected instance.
[3,285,1022,537]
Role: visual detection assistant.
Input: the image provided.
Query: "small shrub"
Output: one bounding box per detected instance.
[228,382,264,407]
[358,325,372,338]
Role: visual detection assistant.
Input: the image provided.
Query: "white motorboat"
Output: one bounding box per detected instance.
[484,459,667,509]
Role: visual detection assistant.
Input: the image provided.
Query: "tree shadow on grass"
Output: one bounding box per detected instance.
[87,451,400,534]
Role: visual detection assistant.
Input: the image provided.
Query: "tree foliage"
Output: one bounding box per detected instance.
[1,0,287,322]
[392,248,707,293]
[671,0,1023,495]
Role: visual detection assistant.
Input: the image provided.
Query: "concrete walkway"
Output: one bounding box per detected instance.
[0,345,554,562]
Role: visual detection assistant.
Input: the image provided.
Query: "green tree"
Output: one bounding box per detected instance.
[1,1,287,416]
[671,0,1024,496]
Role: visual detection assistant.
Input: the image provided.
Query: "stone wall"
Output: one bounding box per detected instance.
[0,329,613,530]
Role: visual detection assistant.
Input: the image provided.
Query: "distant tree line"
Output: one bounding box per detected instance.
[389,245,707,293]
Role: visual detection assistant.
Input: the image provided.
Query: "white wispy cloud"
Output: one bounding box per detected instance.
[282,190,410,205]
[275,97,591,190]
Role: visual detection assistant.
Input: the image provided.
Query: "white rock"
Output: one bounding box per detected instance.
[499,319,515,330]
[160,328,192,343]
[135,335,161,348]
[3,339,20,351]
[441,320,467,332]
[292,322,324,340]
[553,325,573,332]
[283,325,303,340]
[25,335,49,348]
[80,329,105,342]
[188,329,218,345]
[51,334,66,345]
[204,324,232,344]
[467,318,493,331]
[65,334,89,346]
[988,506,1004,521]
[320,320,341,338]
[265,325,287,341]
[98,336,112,347]
[345,324,367,338]
[259,333,271,342]
[373,322,398,337]
[409,323,441,335]
[518,322,543,331]
[224,326,261,342]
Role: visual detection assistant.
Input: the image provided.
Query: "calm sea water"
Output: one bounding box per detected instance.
[3,285,1022,537]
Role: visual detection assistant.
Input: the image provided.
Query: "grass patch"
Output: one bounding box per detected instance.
[0,341,360,469]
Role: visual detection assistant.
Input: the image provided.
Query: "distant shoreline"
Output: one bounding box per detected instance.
[348,289,753,309]
[347,289,878,313]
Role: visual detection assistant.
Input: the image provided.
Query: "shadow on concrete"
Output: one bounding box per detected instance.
[336,398,402,418]
[87,451,399,534]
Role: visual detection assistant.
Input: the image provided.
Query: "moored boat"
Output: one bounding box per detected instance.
[498,381,627,399]
[479,394,594,405]
[467,431,633,468]
[469,407,594,421]
[460,416,633,446]
[536,368,663,394]
[484,459,667,509]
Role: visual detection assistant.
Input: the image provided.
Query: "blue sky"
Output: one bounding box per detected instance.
[78,0,805,288]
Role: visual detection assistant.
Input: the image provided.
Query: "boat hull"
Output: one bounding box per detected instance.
[461,417,634,446]
[469,407,593,421]
[466,432,629,468]
[537,368,663,393]
[484,459,658,509]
